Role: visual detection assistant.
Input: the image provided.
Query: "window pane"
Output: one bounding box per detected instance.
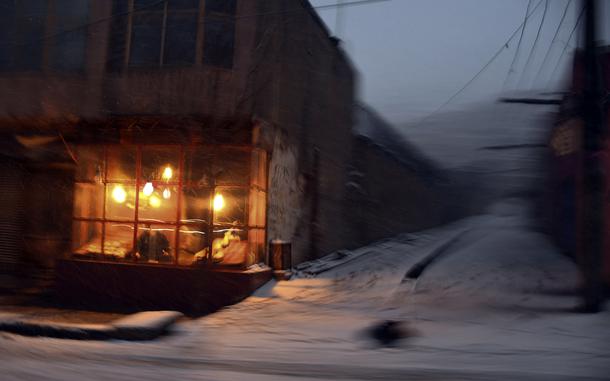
[181,187,211,225]
[73,183,104,219]
[213,187,246,226]
[163,12,197,65]
[134,0,165,11]
[0,3,17,69]
[141,146,179,182]
[203,17,234,68]
[167,0,199,10]
[72,221,102,254]
[52,0,89,71]
[16,0,47,70]
[135,224,175,263]
[75,146,104,182]
[104,222,134,259]
[130,12,163,67]
[214,148,249,185]
[138,184,178,223]
[105,184,136,220]
[211,227,248,265]
[178,224,208,265]
[184,147,214,185]
[107,146,136,181]
[106,0,129,71]
[205,0,236,15]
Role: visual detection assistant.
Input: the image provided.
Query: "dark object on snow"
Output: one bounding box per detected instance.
[369,320,411,346]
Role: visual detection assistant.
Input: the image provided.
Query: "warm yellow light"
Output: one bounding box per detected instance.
[111,185,126,204]
[213,193,225,211]
[143,182,154,196]
[162,188,171,199]
[149,195,161,208]
[162,166,173,181]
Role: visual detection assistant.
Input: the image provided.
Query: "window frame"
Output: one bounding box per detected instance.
[71,143,267,269]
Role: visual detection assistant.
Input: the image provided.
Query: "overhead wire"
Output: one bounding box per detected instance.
[545,5,586,90]
[412,0,545,127]
[517,0,549,88]
[502,0,533,91]
[532,0,574,89]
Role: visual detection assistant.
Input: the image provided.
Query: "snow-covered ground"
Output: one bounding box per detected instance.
[1,101,608,380]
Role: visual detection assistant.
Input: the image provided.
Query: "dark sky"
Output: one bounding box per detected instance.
[311,0,610,124]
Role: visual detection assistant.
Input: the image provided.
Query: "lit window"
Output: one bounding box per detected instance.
[72,144,268,268]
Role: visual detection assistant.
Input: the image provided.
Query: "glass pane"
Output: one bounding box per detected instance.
[72,221,102,254]
[178,224,208,266]
[15,0,47,70]
[75,145,104,182]
[134,0,165,11]
[0,2,16,70]
[106,0,129,72]
[138,184,178,223]
[105,184,136,220]
[211,227,248,265]
[214,147,249,185]
[130,12,163,67]
[73,183,104,219]
[141,146,180,182]
[181,187,211,225]
[184,147,214,185]
[213,187,247,226]
[168,0,200,10]
[164,12,197,65]
[205,0,236,15]
[135,224,176,263]
[203,17,234,68]
[107,146,136,181]
[52,0,89,71]
[104,222,134,259]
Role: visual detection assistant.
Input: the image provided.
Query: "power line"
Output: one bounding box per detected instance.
[502,0,533,91]
[546,5,586,90]
[532,0,573,89]
[517,0,549,88]
[413,0,545,127]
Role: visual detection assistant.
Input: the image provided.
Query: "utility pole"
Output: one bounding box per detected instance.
[578,0,604,312]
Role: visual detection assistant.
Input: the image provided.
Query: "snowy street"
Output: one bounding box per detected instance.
[1,101,609,380]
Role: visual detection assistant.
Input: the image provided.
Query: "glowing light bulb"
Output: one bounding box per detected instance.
[111,185,126,204]
[213,193,225,211]
[143,182,154,196]
[162,188,171,199]
[149,195,161,208]
[162,166,173,181]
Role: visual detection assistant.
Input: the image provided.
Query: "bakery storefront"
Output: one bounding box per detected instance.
[56,120,272,312]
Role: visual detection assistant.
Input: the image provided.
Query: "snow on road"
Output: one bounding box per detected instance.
[1,101,608,380]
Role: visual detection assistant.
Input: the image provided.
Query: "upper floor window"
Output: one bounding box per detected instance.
[107,0,236,70]
[0,1,47,71]
[52,0,90,71]
[129,0,199,67]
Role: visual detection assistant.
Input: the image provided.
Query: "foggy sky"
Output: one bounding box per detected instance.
[311,0,610,125]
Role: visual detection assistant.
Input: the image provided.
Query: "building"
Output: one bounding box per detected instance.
[0,0,446,312]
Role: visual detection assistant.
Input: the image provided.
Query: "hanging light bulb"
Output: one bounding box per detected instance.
[213,193,225,211]
[162,188,171,199]
[112,185,126,203]
[149,195,161,208]
[162,166,173,181]
[143,182,154,196]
